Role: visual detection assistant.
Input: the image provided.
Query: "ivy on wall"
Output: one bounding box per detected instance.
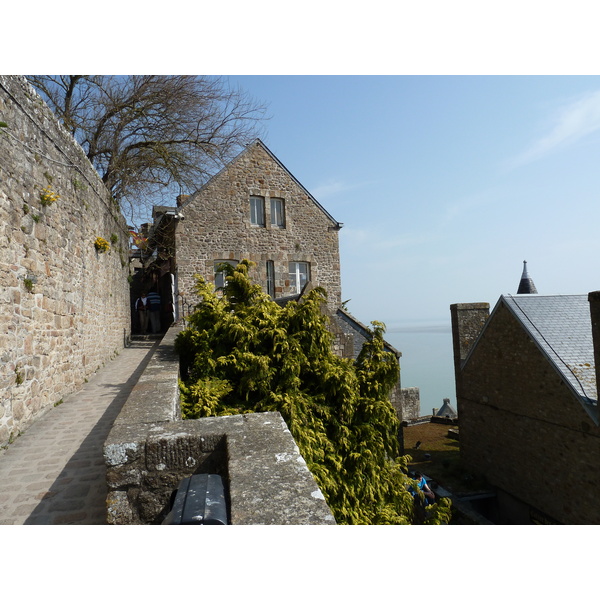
[175,260,451,524]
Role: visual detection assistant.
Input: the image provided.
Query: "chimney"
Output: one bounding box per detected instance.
[588,292,600,410]
[450,302,490,400]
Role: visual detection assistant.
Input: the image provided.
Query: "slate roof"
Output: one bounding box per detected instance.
[436,398,458,418]
[502,294,597,406]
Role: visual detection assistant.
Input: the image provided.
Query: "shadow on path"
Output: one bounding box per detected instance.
[24,340,160,524]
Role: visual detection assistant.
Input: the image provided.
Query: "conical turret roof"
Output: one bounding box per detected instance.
[517,260,538,294]
[436,398,458,418]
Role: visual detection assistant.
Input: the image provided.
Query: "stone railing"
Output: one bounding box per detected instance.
[103,325,336,525]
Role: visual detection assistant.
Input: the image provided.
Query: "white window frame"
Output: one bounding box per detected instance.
[270,197,285,228]
[250,195,265,227]
[214,259,238,289]
[289,261,310,294]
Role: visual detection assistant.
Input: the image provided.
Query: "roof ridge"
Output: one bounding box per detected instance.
[503,293,586,297]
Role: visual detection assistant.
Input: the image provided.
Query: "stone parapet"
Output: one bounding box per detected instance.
[104,325,336,525]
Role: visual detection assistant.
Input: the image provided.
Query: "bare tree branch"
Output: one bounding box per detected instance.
[27,75,268,223]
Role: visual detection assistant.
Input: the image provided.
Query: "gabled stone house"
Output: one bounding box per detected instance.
[133,139,417,425]
[450,292,600,524]
[174,139,342,312]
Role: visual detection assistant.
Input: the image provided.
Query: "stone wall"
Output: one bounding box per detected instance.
[450,302,489,373]
[453,300,600,524]
[175,140,342,311]
[104,326,335,524]
[0,76,131,446]
[399,387,420,420]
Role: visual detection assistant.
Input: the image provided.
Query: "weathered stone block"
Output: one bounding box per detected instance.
[106,491,134,525]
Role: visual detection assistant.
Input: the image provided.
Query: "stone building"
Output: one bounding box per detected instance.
[173,139,342,312]
[134,139,418,424]
[450,292,600,524]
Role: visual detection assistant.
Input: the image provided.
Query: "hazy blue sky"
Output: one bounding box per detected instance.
[225,75,600,413]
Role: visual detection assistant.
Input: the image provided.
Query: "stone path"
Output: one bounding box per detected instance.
[0,338,160,525]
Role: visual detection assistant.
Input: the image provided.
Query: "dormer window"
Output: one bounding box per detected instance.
[250,195,265,227]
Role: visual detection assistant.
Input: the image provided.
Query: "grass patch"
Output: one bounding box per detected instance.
[403,421,489,494]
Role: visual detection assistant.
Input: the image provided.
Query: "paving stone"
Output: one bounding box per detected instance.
[0,339,159,525]
[52,511,89,525]
[25,481,55,491]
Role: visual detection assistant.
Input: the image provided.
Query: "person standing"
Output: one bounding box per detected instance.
[135,292,149,334]
[146,289,162,333]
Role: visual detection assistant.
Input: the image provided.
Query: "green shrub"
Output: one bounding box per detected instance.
[176,260,451,525]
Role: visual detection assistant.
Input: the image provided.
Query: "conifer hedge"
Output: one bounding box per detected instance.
[175,260,451,524]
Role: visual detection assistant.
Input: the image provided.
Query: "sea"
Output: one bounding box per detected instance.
[384,324,456,418]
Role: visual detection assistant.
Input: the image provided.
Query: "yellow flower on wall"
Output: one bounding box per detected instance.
[40,185,60,206]
[94,237,110,253]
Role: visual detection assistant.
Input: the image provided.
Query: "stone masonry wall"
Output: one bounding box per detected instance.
[175,140,342,311]
[399,387,420,420]
[332,306,406,421]
[450,303,490,369]
[0,76,131,446]
[456,301,600,524]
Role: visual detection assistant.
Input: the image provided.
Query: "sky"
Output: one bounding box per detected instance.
[224,75,600,414]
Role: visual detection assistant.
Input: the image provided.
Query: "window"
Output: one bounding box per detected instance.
[250,195,265,227]
[270,197,285,228]
[289,261,310,294]
[214,260,238,289]
[266,260,275,297]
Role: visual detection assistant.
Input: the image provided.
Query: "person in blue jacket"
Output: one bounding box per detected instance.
[410,471,435,506]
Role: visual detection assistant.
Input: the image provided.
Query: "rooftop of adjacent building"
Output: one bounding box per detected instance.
[435,397,458,418]
[501,293,596,404]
